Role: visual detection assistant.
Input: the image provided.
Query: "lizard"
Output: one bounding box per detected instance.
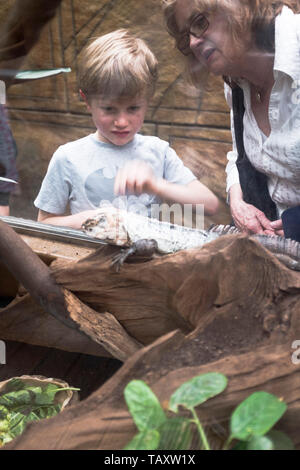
[81,207,300,272]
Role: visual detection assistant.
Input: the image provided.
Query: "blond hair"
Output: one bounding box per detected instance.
[162,0,300,87]
[78,29,158,101]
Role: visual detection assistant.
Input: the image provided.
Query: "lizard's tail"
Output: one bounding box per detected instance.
[208,224,240,235]
[208,224,300,271]
[251,234,300,270]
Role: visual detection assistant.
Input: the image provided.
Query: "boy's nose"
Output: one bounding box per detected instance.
[114,114,129,128]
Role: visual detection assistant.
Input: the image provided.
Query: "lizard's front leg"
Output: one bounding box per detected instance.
[110,239,158,272]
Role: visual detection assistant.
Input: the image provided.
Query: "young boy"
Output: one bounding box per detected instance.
[35,29,219,229]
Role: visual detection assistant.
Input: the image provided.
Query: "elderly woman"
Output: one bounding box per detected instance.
[162,0,300,241]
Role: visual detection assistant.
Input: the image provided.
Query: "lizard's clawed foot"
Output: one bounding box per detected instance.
[110,239,158,272]
[111,246,137,273]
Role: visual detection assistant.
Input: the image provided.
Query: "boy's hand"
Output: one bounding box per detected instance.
[38,208,102,230]
[76,209,104,229]
[114,160,159,196]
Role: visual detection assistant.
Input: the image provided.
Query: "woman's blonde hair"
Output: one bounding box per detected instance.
[79,29,158,101]
[162,0,300,87]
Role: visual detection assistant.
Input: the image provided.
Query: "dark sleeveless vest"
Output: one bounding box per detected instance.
[231,86,277,221]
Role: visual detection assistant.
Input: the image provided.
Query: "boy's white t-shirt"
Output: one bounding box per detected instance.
[34,133,196,216]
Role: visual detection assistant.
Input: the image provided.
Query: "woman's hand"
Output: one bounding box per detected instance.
[229,183,275,235]
[114,160,158,196]
[231,199,275,234]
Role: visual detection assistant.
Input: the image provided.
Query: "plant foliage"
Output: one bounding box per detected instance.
[0,378,78,446]
[124,373,293,451]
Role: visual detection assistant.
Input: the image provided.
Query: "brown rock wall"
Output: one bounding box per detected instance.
[0,0,232,225]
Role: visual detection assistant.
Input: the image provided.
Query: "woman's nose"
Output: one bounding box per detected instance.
[189,34,203,50]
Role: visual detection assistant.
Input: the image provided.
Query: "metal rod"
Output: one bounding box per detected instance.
[0,215,106,247]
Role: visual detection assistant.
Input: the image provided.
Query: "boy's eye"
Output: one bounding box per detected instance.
[128,106,140,112]
[101,107,115,112]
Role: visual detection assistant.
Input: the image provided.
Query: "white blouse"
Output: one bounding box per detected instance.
[225,6,300,216]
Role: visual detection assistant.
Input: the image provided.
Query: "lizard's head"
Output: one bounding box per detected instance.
[81,207,128,246]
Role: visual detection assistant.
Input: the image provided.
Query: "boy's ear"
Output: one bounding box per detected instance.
[79,88,91,111]
[79,89,90,109]
[79,88,86,101]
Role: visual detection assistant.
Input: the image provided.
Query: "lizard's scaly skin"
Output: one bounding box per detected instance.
[82,207,300,270]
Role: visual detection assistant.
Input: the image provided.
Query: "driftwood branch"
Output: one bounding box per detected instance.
[63,289,142,361]
[0,220,141,361]
[2,235,300,450]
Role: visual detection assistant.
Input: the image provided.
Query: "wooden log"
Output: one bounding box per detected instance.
[51,234,300,344]
[0,290,142,361]
[2,235,300,450]
[0,294,111,358]
[63,288,142,362]
[3,332,300,450]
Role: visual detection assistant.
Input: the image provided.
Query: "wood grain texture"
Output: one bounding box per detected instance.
[2,235,300,450]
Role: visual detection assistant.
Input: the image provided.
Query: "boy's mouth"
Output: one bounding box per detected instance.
[112,131,130,137]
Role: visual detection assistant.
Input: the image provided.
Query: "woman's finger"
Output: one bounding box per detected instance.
[270,218,283,230]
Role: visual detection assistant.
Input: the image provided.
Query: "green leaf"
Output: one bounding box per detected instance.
[8,412,28,439]
[266,430,294,450]
[0,418,9,433]
[246,435,274,450]
[0,380,74,445]
[124,380,166,432]
[0,432,14,447]
[124,429,160,450]
[15,68,71,80]
[158,417,192,450]
[169,373,228,412]
[0,405,9,420]
[34,384,60,405]
[0,389,35,408]
[3,379,24,393]
[231,440,248,450]
[230,392,287,441]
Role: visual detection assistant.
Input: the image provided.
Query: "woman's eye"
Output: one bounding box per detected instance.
[129,106,140,112]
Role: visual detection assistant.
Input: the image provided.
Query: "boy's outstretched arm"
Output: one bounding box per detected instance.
[156,179,219,215]
[114,160,219,215]
[37,209,101,230]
